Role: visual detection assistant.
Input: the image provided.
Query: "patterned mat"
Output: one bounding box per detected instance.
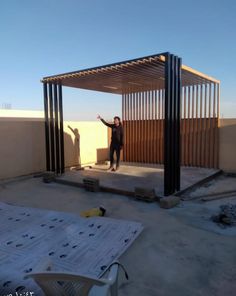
[0,202,143,295]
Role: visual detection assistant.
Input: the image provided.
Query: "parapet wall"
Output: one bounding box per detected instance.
[219,118,236,173]
[0,117,235,180]
[0,118,109,180]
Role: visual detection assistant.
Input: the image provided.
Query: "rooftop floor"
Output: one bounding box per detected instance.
[57,163,219,196]
[0,174,236,296]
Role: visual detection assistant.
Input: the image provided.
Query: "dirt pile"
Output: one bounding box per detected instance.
[211,204,236,227]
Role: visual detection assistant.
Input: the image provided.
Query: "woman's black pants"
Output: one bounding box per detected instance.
[110,143,121,168]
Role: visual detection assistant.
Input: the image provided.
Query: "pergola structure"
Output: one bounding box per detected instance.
[41,52,220,196]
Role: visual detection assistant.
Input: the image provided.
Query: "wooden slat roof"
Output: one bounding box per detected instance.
[42,53,220,94]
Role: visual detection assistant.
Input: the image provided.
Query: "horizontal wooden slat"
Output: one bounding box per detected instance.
[42,54,219,94]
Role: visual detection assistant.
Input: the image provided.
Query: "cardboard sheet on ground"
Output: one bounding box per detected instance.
[0,202,143,295]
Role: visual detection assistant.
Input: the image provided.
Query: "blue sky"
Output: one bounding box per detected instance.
[1,0,236,120]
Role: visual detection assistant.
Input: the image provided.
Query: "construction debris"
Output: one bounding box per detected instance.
[83,177,100,192]
[80,206,106,218]
[201,190,236,202]
[160,195,180,209]
[134,187,156,202]
[211,204,236,226]
[42,172,55,183]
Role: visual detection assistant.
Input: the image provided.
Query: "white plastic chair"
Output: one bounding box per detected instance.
[25,261,119,296]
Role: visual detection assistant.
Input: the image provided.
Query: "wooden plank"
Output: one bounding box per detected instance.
[135,92,138,163]
[161,89,165,164]
[157,90,160,163]
[209,84,213,168]
[194,86,198,166]
[141,91,145,163]
[151,90,154,163]
[183,86,187,166]
[121,94,124,162]
[131,92,134,163]
[144,91,147,163]
[125,93,128,162]
[127,92,130,162]
[158,90,161,164]
[180,87,184,165]
[203,84,208,167]
[214,83,220,168]
[212,83,216,168]
[152,90,156,163]
[147,91,150,163]
[195,85,200,166]
[206,84,211,167]
[123,94,126,161]
[187,86,191,166]
[149,91,153,163]
[191,85,195,166]
[124,94,127,162]
[148,91,152,163]
[133,92,136,162]
[181,64,220,84]
[199,85,203,167]
[155,91,158,163]
[138,91,141,162]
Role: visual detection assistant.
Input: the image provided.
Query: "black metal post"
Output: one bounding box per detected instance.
[43,83,50,171]
[173,55,178,191]
[164,53,181,196]
[164,53,171,195]
[58,84,65,174]
[171,55,175,192]
[48,83,55,172]
[54,84,60,174]
[176,57,182,190]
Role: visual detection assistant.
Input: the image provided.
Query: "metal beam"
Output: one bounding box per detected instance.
[164,53,181,195]
[48,83,55,172]
[54,84,60,174]
[176,57,182,190]
[43,83,50,171]
[164,53,171,195]
[58,84,65,174]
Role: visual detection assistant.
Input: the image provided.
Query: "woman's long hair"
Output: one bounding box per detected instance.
[114,116,122,125]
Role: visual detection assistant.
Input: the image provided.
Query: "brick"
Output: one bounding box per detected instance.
[43,172,55,183]
[134,187,156,202]
[160,195,180,209]
[83,177,100,192]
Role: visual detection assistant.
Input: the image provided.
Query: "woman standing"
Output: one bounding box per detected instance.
[97,115,124,171]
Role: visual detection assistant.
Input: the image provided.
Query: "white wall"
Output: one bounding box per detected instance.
[1,114,235,180]
[0,117,109,180]
[0,118,46,179]
[219,118,236,173]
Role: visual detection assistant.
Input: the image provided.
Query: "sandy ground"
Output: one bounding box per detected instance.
[0,175,236,296]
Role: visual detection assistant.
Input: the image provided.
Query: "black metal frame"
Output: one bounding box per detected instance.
[43,82,65,174]
[42,52,182,195]
[164,53,182,195]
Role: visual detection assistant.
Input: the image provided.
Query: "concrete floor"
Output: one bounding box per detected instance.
[58,163,218,196]
[0,176,236,296]
[181,174,236,199]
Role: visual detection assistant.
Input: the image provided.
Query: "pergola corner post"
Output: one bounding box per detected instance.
[164,53,182,196]
[54,84,60,175]
[43,82,50,171]
[42,82,65,175]
[58,83,65,174]
[176,56,182,191]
